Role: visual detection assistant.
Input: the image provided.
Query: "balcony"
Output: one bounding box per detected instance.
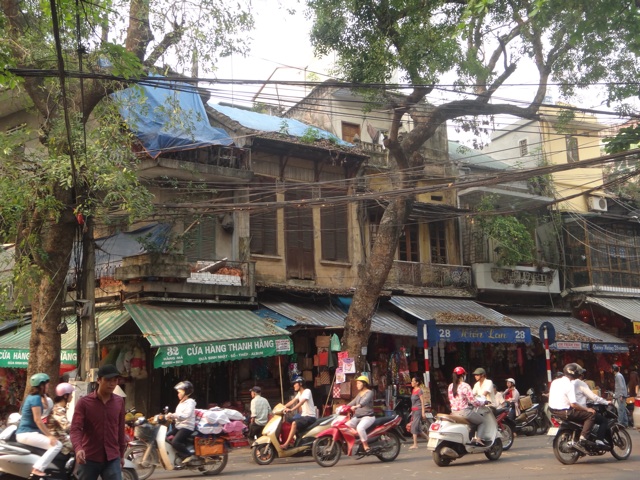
[385,261,473,289]
[473,263,560,294]
[113,254,256,304]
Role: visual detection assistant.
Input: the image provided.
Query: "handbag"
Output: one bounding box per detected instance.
[318,351,329,366]
[315,335,331,348]
[332,384,342,399]
[319,370,331,385]
[330,334,341,352]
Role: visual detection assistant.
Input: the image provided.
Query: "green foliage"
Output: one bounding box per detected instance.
[476,196,536,267]
[300,127,321,144]
[603,124,640,154]
[279,120,290,136]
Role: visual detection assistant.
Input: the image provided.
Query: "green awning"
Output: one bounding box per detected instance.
[0,309,130,368]
[124,304,293,368]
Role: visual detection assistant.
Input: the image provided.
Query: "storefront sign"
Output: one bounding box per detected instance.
[435,326,530,343]
[634,322,640,334]
[154,335,293,368]
[0,349,77,368]
[551,341,589,351]
[591,343,629,353]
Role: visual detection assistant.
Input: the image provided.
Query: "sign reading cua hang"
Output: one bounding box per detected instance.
[153,336,293,368]
[0,349,77,368]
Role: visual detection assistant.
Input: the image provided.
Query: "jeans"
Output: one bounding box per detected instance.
[77,458,122,480]
[614,397,629,426]
[16,431,62,472]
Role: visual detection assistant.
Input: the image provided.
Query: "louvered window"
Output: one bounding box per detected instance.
[250,191,278,255]
[321,191,348,262]
[184,216,216,261]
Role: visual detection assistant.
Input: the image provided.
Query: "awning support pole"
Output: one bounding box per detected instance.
[278,355,284,404]
[423,324,430,390]
[544,326,552,388]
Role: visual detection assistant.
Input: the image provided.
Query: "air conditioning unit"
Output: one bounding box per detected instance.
[588,196,607,212]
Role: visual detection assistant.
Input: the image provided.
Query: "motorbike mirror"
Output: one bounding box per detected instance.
[163,406,169,413]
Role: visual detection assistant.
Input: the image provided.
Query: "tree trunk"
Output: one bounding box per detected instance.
[25,207,76,398]
[342,197,410,371]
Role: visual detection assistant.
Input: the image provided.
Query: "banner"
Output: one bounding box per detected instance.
[434,326,531,344]
[0,350,77,368]
[154,336,293,368]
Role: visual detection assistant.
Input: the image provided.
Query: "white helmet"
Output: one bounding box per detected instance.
[56,382,75,396]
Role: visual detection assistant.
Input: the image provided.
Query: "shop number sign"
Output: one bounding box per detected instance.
[436,327,530,343]
[154,335,293,368]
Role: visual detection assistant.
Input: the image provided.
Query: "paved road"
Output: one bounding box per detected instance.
[152,429,640,480]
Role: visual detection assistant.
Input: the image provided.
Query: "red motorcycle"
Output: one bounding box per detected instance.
[491,403,515,451]
[311,406,402,467]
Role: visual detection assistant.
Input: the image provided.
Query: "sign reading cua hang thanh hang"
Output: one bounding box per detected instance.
[154,336,293,368]
[0,350,77,368]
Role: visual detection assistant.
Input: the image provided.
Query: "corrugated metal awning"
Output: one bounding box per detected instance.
[261,302,416,337]
[584,297,640,323]
[509,314,627,353]
[389,296,531,343]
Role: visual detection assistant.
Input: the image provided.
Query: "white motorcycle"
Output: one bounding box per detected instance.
[427,403,503,467]
[125,413,227,479]
[0,417,138,480]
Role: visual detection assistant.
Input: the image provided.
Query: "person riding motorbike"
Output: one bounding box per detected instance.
[448,367,487,446]
[47,383,75,454]
[281,377,316,449]
[574,366,610,446]
[166,381,196,463]
[16,373,63,479]
[548,363,596,453]
[503,378,520,421]
[345,376,375,452]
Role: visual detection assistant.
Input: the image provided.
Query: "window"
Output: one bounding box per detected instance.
[341,122,361,143]
[250,191,278,255]
[566,136,579,163]
[184,215,216,261]
[429,221,447,264]
[321,191,349,262]
[398,223,419,262]
[519,139,528,157]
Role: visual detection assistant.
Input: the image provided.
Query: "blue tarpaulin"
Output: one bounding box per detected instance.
[112,77,233,158]
[209,104,352,147]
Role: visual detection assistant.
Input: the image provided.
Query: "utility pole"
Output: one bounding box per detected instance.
[78,216,97,380]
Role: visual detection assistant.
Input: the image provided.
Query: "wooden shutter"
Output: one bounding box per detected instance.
[321,192,348,262]
[285,189,315,279]
[184,215,216,261]
[250,191,277,255]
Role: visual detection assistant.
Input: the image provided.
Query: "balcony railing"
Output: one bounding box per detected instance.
[385,261,473,289]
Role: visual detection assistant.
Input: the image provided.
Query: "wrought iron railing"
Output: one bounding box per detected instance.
[386,261,473,289]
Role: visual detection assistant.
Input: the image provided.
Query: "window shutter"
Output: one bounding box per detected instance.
[184,216,216,261]
[321,194,348,262]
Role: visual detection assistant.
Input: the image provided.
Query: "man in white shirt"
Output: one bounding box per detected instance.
[549,363,596,452]
[472,368,496,405]
[249,386,271,440]
[574,367,610,446]
[281,377,317,449]
[612,364,629,427]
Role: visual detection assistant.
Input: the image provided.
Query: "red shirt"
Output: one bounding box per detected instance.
[70,391,126,462]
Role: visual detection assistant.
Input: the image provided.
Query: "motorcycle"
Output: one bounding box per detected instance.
[491,403,515,451]
[394,395,434,438]
[251,403,336,465]
[549,402,632,464]
[125,412,227,479]
[311,406,402,467]
[427,402,503,467]
[509,389,550,436]
[0,421,138,480]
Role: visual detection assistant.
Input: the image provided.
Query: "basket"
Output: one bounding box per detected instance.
[194,437,227,456]
[134,424,157,443]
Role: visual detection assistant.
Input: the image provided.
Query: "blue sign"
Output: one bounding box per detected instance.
[417,319,438,344]
[435,326,531,344]
[539,321,556,345]
[591,343,629,354]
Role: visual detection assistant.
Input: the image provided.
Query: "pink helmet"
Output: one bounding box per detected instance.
[56,382,75,396]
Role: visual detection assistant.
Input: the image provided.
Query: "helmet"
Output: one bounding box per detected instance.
[506,378,516,385]
[55,383,75,396]
[174,381,194,396]
[355,375,369,384]
[563,363,581,378]
[473,368,486,375]
[453,366,466,376]
[292,376,305,386]
[30,373,50,387]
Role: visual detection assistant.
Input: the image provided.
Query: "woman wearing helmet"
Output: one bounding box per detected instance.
[47,383,75,454]
[345,375,375,452]
[281,376,317,449]
[448,367,487,446]
[167,381,197,463]
[16,373,62,478]
[503,378,520,420]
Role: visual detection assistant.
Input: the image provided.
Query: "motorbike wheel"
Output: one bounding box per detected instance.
[251,444,276,465]
[199,454,228,475]
[498,423,514,451]
[553,430,580,465]
[312,437,342,467]
[484,437,502,461]
[375,431,401,462]
[432,444,452,467]
[124,445,155,480]
[122,467,139,480]
[610,425,632,460]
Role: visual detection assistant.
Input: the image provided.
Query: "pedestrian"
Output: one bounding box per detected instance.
[47,383,75,454]
[70,364,126,480]
[612,364,629,427]
[16,373,62,479]
[248,386,271,440]
[628,366,639,397]
[409,376,428,449]
[472,368,496,405]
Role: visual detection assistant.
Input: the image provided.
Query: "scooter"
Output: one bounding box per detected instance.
[509,390,549,436]
[0,421,138,480]
[395,395,434,438]
[549,403,632,464]
[125,413,227,479]
[251,403,336,465]
[311,406,402,467]
[427,402,503,467]
[491,403,515,451]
